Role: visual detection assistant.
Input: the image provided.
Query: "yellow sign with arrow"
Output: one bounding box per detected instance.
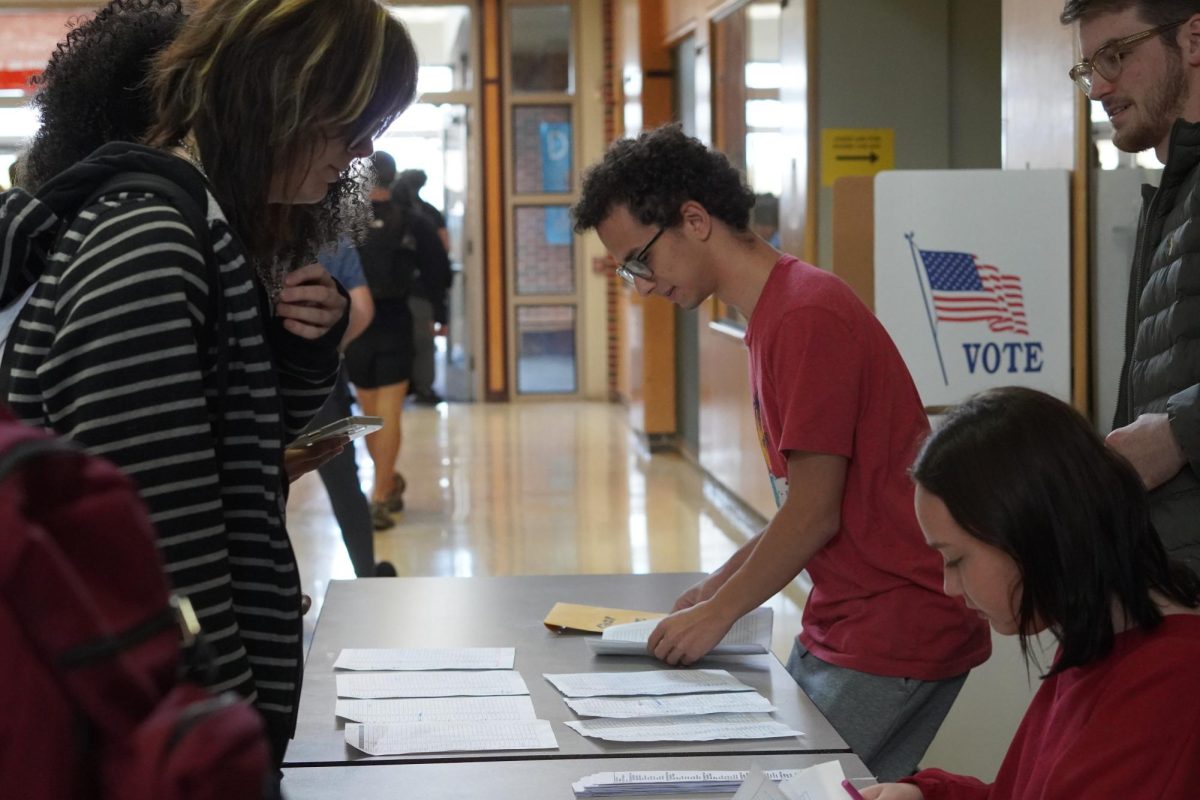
[821,128,895,187]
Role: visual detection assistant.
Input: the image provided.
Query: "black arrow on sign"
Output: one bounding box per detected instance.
[835,152,879,163]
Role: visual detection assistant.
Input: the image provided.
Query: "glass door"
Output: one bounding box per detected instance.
[383,3,480,401]
[504,1,582,397]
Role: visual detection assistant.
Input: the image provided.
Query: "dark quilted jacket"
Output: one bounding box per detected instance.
[1118,120,1200,575]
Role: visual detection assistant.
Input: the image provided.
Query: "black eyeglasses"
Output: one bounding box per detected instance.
[616,226,666,286]
[1068,19,1186,94]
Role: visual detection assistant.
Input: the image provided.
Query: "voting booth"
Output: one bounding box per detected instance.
[873,170,1072,407]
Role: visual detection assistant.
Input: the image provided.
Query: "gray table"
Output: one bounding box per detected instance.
[282,752,874,799]
[284,574,848,766]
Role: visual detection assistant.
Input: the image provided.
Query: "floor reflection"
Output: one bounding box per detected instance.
[287,401,806,659]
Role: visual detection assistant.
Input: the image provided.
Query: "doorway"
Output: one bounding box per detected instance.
[383,3,480,401]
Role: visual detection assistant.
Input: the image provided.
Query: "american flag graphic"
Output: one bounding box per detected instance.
[917,248,1029,336]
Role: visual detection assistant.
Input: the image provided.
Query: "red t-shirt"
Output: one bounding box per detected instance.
[744,256,989,681]
[905,615,1200,799]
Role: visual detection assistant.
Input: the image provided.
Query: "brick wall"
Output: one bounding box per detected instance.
[513,105,572,194]
[514,206,574,295]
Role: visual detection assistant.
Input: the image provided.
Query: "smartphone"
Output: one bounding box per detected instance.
[288,415,384,449]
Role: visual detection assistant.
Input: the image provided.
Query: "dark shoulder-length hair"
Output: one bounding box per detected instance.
[911,386,1200,675]
[145,0,418,272]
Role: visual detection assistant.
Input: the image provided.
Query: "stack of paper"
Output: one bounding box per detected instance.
[334,647,515,670]
[336,696,537,723]
[333,646,558,756]
[564,713,801,742]
[335,670,530,699]
[572,769,801,797]
[587,608,774,656]
[545,670,800,744]
[571,762,866,799]
[544,669,754,698]
[732,761,857,800]
[564,692,775,718]
[346,720,557,756]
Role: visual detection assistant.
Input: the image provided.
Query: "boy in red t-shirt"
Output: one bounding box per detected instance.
[571,124,990,781]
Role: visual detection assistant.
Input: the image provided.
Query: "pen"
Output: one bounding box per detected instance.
[842,778,868,800]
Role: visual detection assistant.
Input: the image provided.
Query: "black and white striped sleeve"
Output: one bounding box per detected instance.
[36,196,257,699]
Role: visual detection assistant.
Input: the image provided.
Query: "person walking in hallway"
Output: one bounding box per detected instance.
[571,124,990,781]
[345,152,441,530]
[1063,0,1200,576]
[310,240,397,577]
[396,167,452,405]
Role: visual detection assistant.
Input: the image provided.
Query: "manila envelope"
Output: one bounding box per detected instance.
[543,602,667,634]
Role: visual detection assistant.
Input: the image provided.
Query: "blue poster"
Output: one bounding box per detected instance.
[539,121,572,193]
[543,206,572,247]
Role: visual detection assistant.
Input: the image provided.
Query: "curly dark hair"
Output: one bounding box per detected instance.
[21,0,185,191]
[571,123,755,233]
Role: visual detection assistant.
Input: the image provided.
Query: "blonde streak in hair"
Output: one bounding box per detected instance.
[225,0,283,32]
[329,5,389,131]
[186,0,253,84]
[153,42,210,138]
[194,0,309,92]
[258,0,322,29]
[266,21,341,148]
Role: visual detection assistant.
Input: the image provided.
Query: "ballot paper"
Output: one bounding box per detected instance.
[776,760,851,800]
[572,768,801,798]
[588,607,773,656]
[344,720,558,756]
[564,691,775,718]
[544,669,754,698]
[562,712,801,743]
[571,763,872,798]
[334,647,515,671]
[335,695,538,723]
[336,670,530,699]
[732,765,789,800]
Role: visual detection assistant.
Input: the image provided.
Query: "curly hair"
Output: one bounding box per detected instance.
[572,123,755,233]
[145,0,419,272]
[20,0,185,191]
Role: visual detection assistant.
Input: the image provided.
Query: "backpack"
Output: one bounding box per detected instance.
[357,198,419,302]
[0,404,276,800]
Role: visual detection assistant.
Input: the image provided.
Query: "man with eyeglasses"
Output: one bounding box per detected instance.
[1063,0,1200,577]
[570,124,990,782]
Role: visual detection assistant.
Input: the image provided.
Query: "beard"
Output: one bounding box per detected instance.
[1112,51,1189,154]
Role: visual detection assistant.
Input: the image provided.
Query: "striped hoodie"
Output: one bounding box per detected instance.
[0,143,345,755]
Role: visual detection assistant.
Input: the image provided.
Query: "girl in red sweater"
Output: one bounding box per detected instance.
[864,387,1200,800]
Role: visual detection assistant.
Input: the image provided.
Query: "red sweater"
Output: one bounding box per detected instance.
[904,615,1200,799]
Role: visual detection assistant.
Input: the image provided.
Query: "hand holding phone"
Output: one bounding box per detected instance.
[288,415,383,449]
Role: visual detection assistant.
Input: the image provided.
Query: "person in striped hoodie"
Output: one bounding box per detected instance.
[0,0,419,762]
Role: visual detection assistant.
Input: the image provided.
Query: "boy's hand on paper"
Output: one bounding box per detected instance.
[860,784,923,799]
[647,600,737,666]
[671,575,721,612]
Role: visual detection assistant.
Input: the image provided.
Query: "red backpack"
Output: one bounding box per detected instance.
[0,405,275,799]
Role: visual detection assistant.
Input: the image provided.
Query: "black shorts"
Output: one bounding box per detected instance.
[343,301,413,389]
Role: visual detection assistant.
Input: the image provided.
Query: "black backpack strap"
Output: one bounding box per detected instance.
[0,436,78,481]
[81,172,231,447]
